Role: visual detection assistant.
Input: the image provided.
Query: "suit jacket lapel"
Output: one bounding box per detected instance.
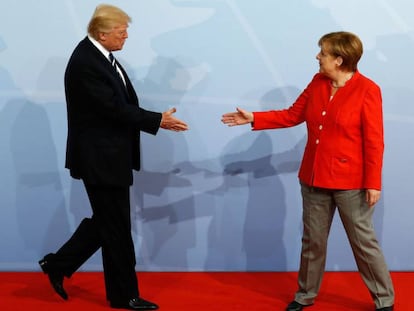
[117,62,139,106]
[82,37,138,105]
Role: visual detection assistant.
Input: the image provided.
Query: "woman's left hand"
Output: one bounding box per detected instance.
[366,189,381,207]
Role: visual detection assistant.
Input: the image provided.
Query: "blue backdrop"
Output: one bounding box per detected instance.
[0,0,412,272]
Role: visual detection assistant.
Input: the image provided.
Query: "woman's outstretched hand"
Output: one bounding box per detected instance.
[221,107,254,126]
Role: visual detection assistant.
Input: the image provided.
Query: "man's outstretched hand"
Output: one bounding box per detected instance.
[160,107,189,132]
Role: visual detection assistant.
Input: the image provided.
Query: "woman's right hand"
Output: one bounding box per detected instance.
[221,107,254,126]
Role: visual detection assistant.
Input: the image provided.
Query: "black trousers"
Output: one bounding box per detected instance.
[50,182,139,302]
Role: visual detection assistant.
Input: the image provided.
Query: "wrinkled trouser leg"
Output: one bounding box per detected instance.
[294,184,336,305]
[335,189,394,308]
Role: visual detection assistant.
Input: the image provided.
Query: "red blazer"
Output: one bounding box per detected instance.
[252,71,384,190]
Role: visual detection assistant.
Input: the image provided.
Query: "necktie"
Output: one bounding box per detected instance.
[109,52,117,70]
[109,53,126,86]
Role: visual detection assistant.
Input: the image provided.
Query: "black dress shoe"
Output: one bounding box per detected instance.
[111,297,159,310]
[376,306,394,311]
[286,300,310,311]
[38,258,68,300]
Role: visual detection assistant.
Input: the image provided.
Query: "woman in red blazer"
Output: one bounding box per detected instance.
[222,32,394,311]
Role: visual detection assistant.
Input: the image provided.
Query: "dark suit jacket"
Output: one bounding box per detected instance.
[64,37,162,186]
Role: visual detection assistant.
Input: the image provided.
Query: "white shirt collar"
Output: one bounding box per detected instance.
[87,35,126,85]
[87,35,111,61]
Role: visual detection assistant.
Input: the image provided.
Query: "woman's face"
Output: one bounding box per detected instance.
[316,43,340,77]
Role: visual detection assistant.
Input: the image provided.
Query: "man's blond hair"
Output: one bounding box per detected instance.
[87,4,131,39]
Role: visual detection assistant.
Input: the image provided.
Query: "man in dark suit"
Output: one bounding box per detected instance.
[38,4,188,310]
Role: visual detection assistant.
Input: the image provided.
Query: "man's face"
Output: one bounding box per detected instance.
[99,24,128,51]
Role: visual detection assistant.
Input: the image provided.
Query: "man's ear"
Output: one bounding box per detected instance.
[98,32,106,42]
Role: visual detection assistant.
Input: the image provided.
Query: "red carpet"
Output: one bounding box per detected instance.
[0,271,410,310]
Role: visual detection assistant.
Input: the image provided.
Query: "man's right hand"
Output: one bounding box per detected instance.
[160,107,189,132]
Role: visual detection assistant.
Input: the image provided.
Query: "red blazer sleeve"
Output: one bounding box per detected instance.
[361,84,384,189]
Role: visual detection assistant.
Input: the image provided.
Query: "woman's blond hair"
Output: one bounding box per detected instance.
[318,31,363,72]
